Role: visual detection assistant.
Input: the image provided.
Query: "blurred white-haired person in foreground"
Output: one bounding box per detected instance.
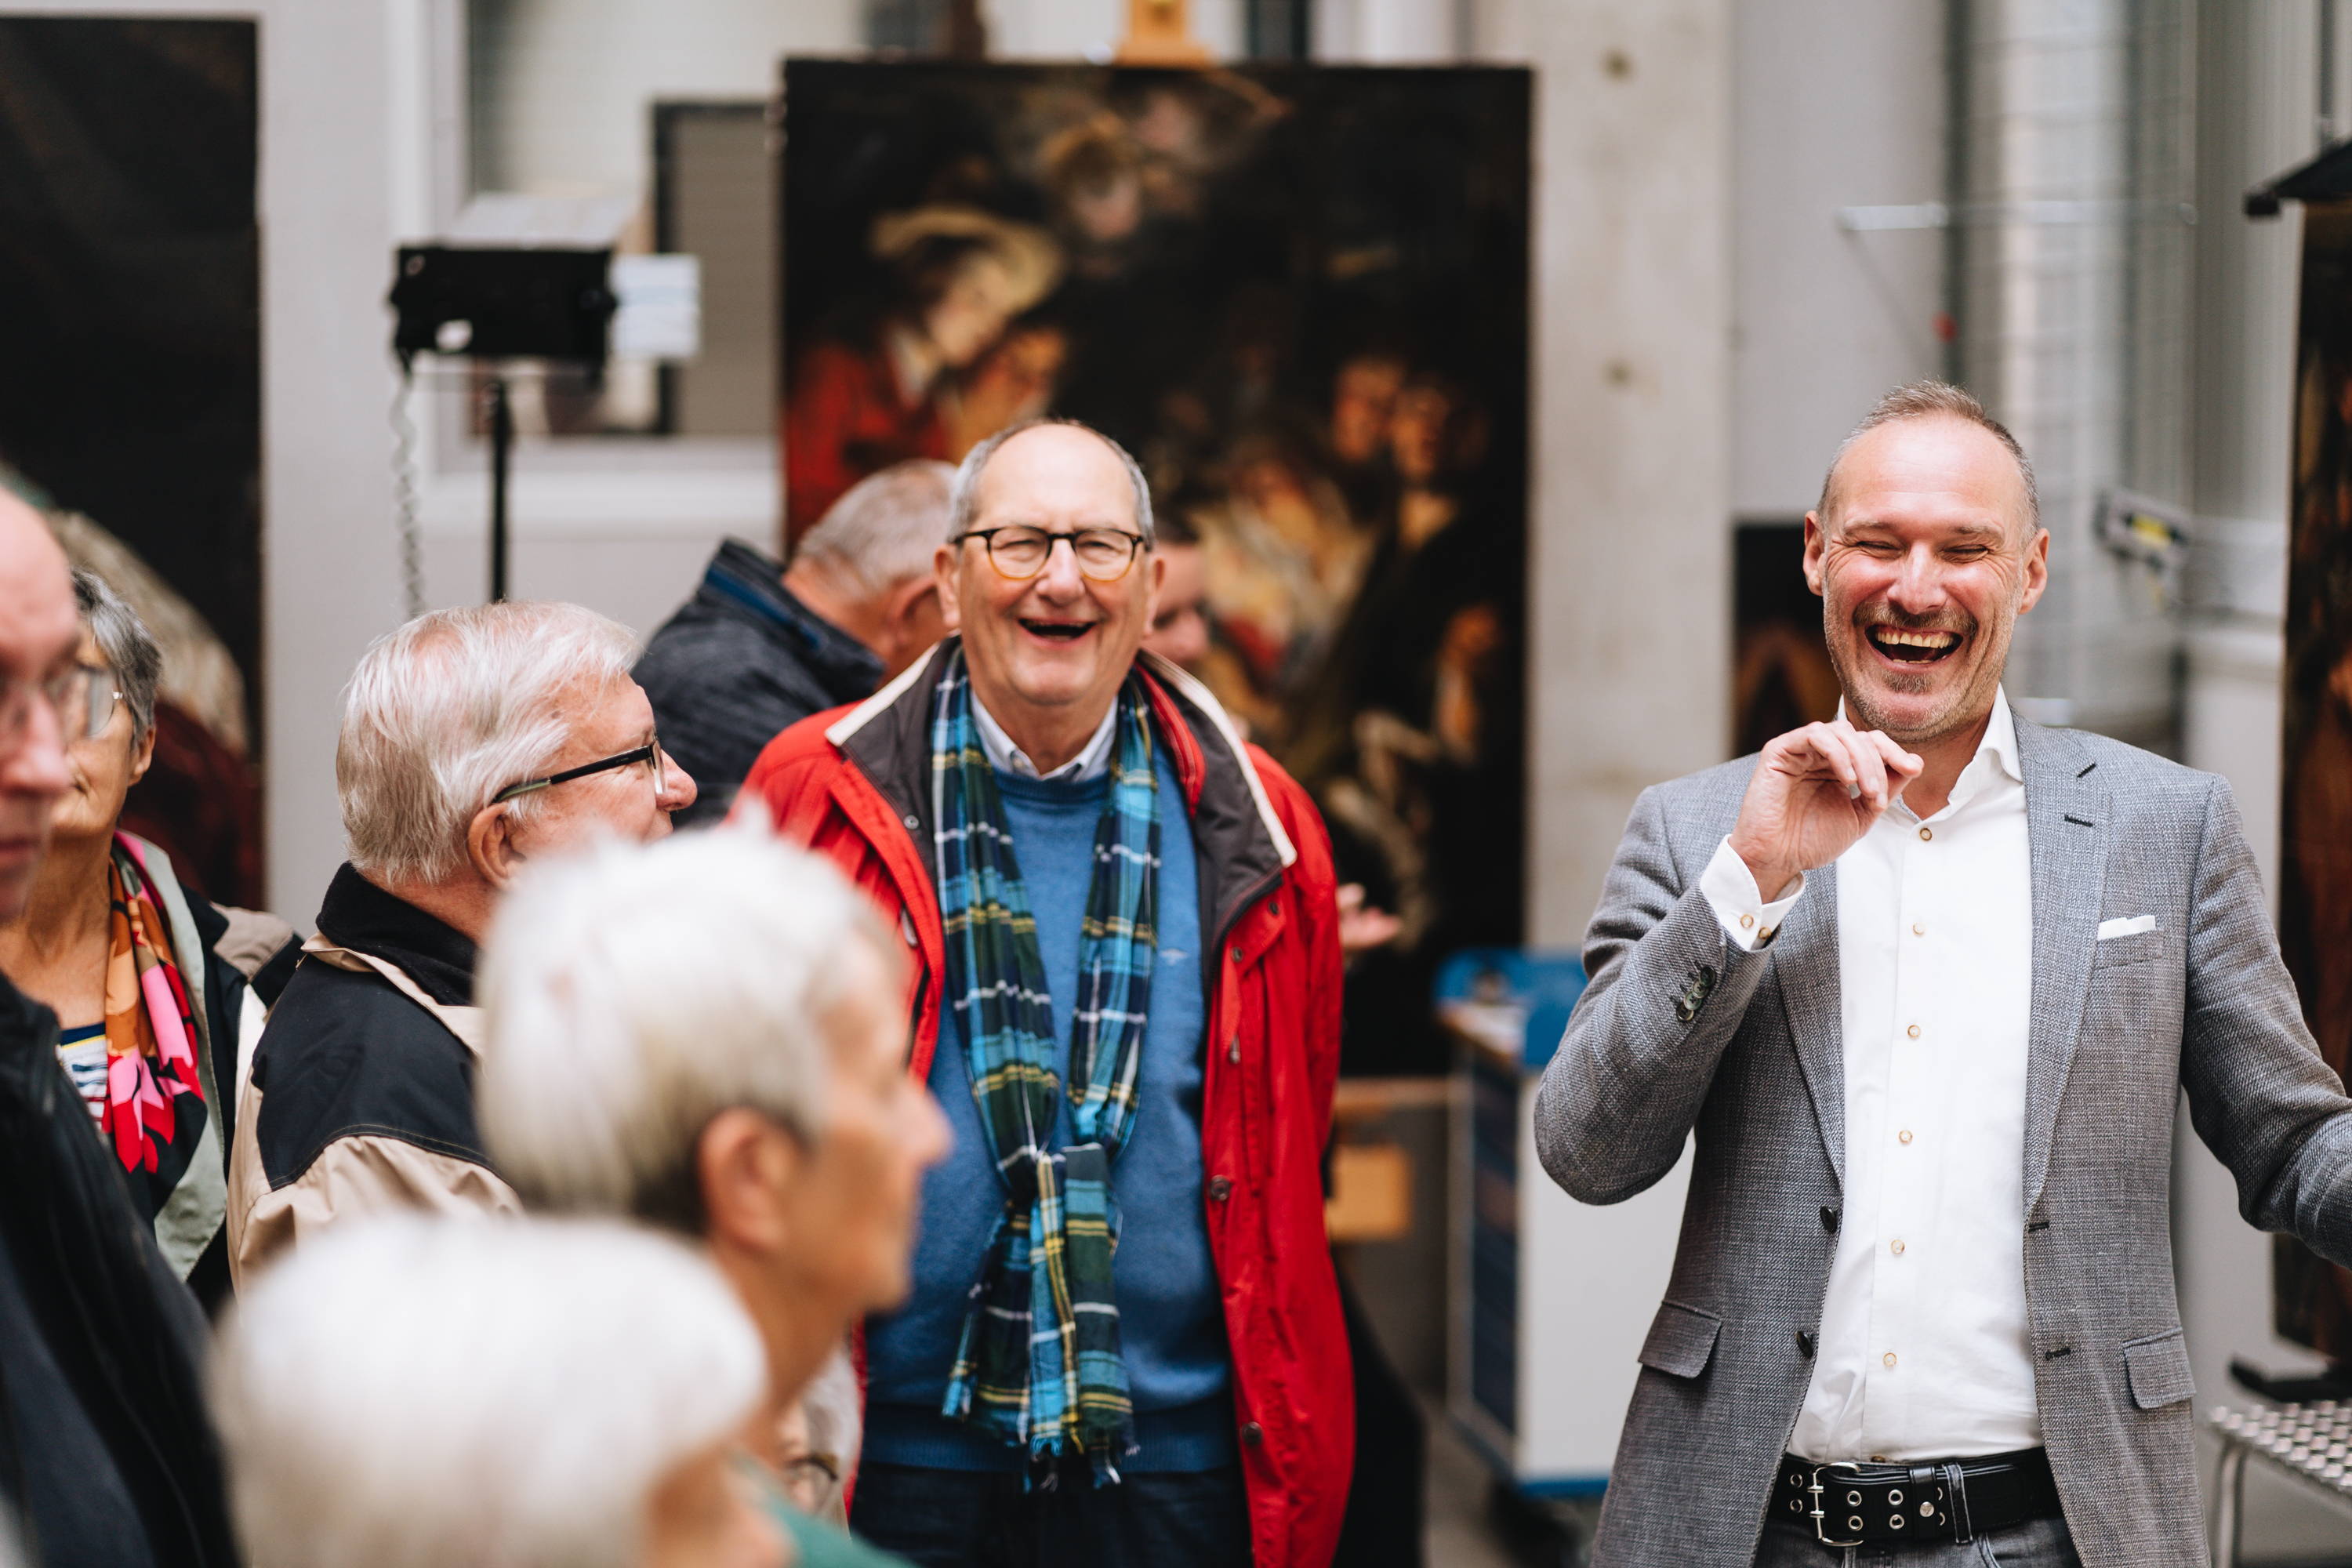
[226,602,698,1289]
[477,825,949,1566]
[211,1214,782,1568]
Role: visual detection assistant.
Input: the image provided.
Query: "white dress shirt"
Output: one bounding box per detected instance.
[971,694,1118,783]
[1700,688,2039,1461]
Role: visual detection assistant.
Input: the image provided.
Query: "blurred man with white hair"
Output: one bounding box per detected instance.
[477,827,948,1567]
[226,602,697,1287]
[637,460,954,827]
[212,1214,783,1568]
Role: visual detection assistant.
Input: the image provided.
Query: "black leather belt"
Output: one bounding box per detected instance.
[1767,1447,2060,1547]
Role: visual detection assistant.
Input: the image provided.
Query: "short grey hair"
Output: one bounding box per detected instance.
[72,568,162,746]
[793,459,956,597]
[1817,379,2040,532]
[947,417,1154,547]
[337,602,640,886]
[477,822,896,1232]
[211,1214,764,1568]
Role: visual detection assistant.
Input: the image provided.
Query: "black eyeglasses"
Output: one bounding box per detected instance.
[492,740,666,804]
[954,527,1145,583]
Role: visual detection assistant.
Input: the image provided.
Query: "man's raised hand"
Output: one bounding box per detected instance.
[1726,720,1924,902]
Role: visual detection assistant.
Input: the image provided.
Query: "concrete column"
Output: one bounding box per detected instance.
[1470,0,1734,947]
[1731,0,1947,518]
[260,0,408,919]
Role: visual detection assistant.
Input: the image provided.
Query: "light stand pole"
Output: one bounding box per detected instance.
[485,374,513,602]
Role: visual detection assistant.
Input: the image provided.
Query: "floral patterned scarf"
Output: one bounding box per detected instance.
[100,834,204,1173]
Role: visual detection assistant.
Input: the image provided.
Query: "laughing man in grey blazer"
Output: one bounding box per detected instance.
[1536,380,2352,1568]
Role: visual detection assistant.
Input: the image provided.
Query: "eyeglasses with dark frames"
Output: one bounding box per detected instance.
[954,526,1145,583]
[492,739,666,804]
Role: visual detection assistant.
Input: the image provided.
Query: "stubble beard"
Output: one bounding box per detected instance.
[1828,613,2011,750]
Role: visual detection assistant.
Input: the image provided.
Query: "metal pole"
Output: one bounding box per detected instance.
[487,375,512,604]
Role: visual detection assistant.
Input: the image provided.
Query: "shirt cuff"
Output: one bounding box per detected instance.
[1699,837,1804,952]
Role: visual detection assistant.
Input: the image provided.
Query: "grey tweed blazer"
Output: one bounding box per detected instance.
[1534,717,2352,1568]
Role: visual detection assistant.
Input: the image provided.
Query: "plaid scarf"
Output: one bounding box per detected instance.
[931,647,1160,1483]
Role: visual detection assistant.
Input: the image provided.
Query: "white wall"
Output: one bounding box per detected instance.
[1731,0,1944,519]
[469,0,858,195]
[1463,0,1732,950]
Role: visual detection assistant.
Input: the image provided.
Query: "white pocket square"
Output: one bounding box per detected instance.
[2097,915,2157,941]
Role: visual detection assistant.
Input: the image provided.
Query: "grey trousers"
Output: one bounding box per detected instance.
[1752,1514,2082,1568]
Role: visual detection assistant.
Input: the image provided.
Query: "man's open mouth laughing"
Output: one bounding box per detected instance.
[1021,618,1096,643]
[1864,622,1964,665]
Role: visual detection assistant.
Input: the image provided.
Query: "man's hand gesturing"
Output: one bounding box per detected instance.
[1727,720,1925,902]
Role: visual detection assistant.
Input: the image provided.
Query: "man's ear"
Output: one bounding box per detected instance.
[465,802,523,890]
[935,544,963,632]
[2016,525,2052,616]
[1801,512,1827,597]
[887,578,942,641]
[1142,547,1166,628]
[695,1107,800,1255]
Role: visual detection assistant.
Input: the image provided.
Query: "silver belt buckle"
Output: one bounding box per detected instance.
[1809,1462,1866,1548]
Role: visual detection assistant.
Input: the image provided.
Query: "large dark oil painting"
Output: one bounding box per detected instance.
[782,61,1530,1074]
[2277,203,2352,1360]
[0,19,263,906]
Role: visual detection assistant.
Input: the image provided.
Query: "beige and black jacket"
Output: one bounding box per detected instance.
[226,863,518,1289]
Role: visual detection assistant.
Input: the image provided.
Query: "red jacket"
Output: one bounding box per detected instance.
[738,641,1354,1568]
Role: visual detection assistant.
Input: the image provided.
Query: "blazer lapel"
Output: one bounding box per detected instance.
[1775,858,1847,1188]
[2017,719,2111,1214]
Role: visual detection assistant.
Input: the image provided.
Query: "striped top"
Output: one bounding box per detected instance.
[56,1021,107,1123]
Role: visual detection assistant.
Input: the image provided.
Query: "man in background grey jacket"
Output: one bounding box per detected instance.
[1536,380,2352,1567]
[636,461,952,826]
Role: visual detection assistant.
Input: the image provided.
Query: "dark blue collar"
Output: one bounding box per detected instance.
[697,539,882,698]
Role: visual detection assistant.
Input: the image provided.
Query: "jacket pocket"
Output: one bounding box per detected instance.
[1638,1299,1723,1379]
[2122,1328,2195,1410]
[2092,928,2165,969]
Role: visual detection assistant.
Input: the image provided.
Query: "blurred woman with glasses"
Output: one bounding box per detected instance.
[0,568,295,1312]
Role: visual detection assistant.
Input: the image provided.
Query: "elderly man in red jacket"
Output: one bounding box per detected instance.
[739,416,1351,1568]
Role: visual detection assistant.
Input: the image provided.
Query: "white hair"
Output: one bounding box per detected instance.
[947,417,1155,547]
[793,459,956,597]
[210,1215,764,1568]
[337,602,640,884]
[476,819,895,1230]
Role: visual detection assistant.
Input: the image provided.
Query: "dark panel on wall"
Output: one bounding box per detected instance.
[0,18,261,745]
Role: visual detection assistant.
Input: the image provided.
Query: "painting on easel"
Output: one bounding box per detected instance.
[2276,200,2352,1361]
[781,60,1530,1073]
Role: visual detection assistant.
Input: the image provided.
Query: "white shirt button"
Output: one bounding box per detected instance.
[1883,1352,1898,1368]
[1740,913,1755,929]
[1912,922,1926,936]
[1891,1239,1906,1256]
[1898,1130,1913,1145]
[1919,826,1933,842]
[1907,1024,1922,1040]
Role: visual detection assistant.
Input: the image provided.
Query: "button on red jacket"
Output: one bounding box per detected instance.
[736,641,1353,1568]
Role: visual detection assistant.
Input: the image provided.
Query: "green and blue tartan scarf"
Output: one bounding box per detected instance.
[931,646,1160,1485]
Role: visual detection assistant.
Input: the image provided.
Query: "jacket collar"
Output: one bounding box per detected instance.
[698,539,883,706]
[313,863,477,1007]
[826,637,1295,949]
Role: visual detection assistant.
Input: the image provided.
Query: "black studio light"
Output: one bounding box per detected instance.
[388,246,615,368]
[386,245,616,604]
